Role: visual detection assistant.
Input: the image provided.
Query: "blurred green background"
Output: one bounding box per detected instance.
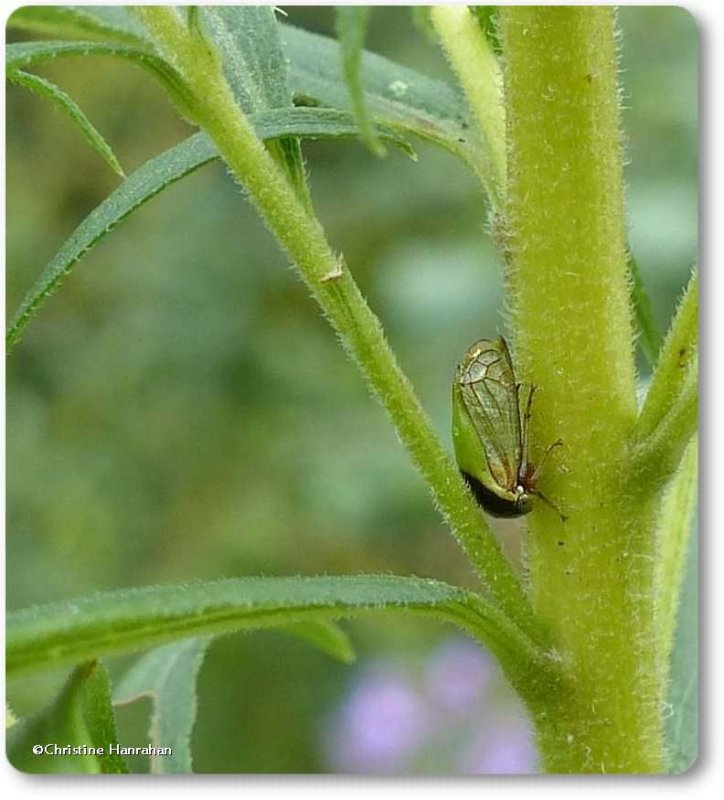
[6,6,697,773]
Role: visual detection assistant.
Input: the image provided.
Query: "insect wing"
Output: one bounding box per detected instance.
[457,337,522,490]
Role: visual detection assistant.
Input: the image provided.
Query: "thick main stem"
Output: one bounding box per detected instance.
[500,7,663,772]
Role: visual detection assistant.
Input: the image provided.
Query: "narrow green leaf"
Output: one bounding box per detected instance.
[7,20,486,185]
[7,109,413,350]
[665,514,698,773]
[9,39,160,75]
[79,663,129,774]
[628,250,663,367]
[335,7,385,156]
[7,132,215,350]
[7,12,469,159]
[281,23,476,169]
[257,107,413,152]
[114,638,211,774]
[7,25,478,179]
[7,661,129,774]
[7,575,489,678]
[6,40,197,121]
[7,5,149,45]
[281,621,356,663]
[8,69,125,177]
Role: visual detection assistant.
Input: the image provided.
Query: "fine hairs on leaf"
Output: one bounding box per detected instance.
[6,575,548,687]
[7,5,150,45]
[7,40,200,121]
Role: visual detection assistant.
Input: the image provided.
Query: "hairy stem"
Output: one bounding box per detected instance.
[500,7,663,772]
[653,438,697,681]
[430,5,506,211]
[134,7,542,642]
[632,370,697,493]
[631,269,697,495]
[636,269,698,441]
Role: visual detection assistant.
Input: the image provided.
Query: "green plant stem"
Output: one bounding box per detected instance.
[636,269,698,441]
[631,269,697,495]
[653,438,697,680]
[500,7,663,772]
[632,370,697,492]
[430,5,505,211]
[133,7,542,643]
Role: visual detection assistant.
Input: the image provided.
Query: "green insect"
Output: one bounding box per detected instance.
[452,336,565,520]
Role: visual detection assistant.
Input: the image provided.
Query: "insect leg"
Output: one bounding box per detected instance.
[529,438,563,483]
[532,489,568,523]
[519,384,536,482]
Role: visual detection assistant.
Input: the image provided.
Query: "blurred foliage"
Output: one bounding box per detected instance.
[6,6,696,772]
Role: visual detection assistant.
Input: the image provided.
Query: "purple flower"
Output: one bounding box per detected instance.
[424,637,492,714]
[320,638,539,774]
[324,662,433,773]
[459,722,538,775]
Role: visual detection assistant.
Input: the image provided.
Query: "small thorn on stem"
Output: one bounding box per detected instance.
[321,254,345,283]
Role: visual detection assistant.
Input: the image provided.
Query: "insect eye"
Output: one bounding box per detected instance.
[517,494,533,514]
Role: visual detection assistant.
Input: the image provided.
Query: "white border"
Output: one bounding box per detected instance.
[2,1,718,797]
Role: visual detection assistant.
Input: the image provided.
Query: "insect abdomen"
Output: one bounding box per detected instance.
[460,471,529,519]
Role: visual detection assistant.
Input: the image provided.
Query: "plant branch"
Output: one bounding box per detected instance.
[133,7,543,642]
[631,269,697,494]
[636,268,698,441]
[631,368,698,493]
[430,5,506,211]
